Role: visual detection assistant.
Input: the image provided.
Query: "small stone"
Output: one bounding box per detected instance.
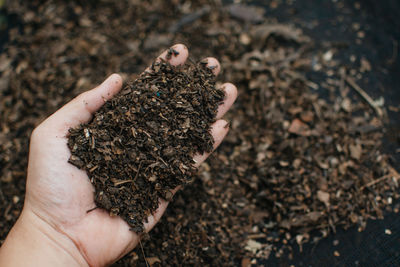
[288,119,310,136]
[317,190,330,205]
[334,251,340,257]
[239,33,251,45]
[12,196,20,204]
[323,50,333,61]
[349,144,362,160]
[245,239,262,253]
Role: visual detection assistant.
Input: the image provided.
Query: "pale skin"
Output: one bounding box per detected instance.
[0,44,237,267]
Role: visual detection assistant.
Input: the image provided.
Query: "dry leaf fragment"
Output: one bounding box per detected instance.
[334,251,340,257]
[349,144,362,160]
[317,190,330,205]
[146,256,161,265]
[300,110,314,122]
[288,118,310,136]
[241,257,251,267]
[292,158,302,169]
[245,239,262,253]
[341,98,352,112]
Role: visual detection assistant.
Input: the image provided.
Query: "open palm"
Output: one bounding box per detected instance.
[23,44,237,266]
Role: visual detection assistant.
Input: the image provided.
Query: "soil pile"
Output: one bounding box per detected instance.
[1,1,399,266]
[68,58,224,232]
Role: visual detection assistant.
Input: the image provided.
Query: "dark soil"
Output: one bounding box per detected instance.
[1,0,400,266]
[67,58,224,232]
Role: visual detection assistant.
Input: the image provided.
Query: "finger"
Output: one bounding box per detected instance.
[41,74,123,133]
[216,83,238,119]
[193,119,229,167]
[143,198,170,232]
[145,44,189,73]
[202,57,221,76]
[158,44,189,66]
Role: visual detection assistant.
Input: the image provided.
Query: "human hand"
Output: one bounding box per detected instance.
[0,44,237,267]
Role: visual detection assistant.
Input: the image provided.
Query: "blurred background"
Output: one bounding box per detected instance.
[0,0,399,266]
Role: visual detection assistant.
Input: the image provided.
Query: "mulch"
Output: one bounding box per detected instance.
[0,1,399,266]
[68,59,224,233]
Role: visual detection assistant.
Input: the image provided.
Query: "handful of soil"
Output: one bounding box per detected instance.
[67,58,225,232]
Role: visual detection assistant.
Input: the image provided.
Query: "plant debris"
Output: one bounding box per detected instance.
[1,1,399,266]
[67,60,224,232]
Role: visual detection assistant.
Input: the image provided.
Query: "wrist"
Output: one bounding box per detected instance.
[0,208,89,267]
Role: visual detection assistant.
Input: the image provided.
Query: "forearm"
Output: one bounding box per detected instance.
[0,208,88,267]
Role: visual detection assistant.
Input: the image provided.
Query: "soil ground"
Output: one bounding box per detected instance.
[256,0,400,265]
[0,0,399,266]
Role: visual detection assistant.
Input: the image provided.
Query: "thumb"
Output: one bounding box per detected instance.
[40,74,123,135]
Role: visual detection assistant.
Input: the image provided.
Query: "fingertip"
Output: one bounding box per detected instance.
[99,73,123,99]
[170,44,189,66]
[216,83,238,119]
[158,44,189,66]
[222,83,238,100]
[202,57,221,76]
[172,43,188,53]
[110,73,123,87]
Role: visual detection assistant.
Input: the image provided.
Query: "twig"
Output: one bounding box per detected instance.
[360,166,400,190]
[277,44,309,69]
[345,77,384,117]
[139,239,149,267]
[247,233,267,239]
[312,102,322,120]
[113,180,133,186]
[360,174,393,190]
[113,162,143,187]
[134,161,143,181]
[86,207,98,213]
[339,67,346,94]
[390,165,400,177]
[284,69,319,90]
[158,156,169,167]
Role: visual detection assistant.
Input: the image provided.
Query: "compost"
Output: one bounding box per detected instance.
[67,58,224,232]
[1,1,399,266]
